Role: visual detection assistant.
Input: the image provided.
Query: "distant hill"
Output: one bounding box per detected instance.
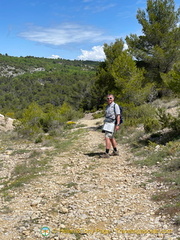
[0,54,99,117]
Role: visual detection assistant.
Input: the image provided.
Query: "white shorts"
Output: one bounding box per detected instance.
[105,131,114,139]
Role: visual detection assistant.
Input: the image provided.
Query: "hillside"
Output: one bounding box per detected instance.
[0,113,179,240]
[0,54,98,77]
[0,54,99,116]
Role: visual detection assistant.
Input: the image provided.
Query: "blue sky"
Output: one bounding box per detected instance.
[1,0,179,61]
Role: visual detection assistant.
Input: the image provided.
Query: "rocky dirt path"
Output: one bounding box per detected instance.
[0,115,179,240]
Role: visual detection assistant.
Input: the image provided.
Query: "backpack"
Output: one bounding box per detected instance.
[114,103,123,124]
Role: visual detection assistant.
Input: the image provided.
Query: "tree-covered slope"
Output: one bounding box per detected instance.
[0,54,99,116]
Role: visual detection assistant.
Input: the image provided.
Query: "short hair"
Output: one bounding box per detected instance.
[107,94,114,98]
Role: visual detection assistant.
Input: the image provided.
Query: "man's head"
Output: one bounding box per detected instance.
[106,94,114,104]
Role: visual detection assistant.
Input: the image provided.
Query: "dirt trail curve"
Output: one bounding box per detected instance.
[0,114,179,240]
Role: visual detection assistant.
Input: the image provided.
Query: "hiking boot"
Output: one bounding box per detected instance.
[110,150,119,156]
[100,152,110,158]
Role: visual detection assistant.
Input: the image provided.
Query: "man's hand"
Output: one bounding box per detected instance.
[115,125,120,131]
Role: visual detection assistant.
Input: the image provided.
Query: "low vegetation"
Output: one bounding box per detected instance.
[116,98,180,225]
[0,126,86,198]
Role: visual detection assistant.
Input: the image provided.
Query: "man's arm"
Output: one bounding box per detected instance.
[116,115,120,126]
[115,114,120,131]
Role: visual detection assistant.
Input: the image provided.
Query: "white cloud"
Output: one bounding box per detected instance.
[77,45,105,61]
[124,42,128,50]
[49,54,61,59]
[19,23,114,46]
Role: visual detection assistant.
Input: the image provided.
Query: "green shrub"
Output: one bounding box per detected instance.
[57,102,80,121]
[5,112,15,119]
[171,114,180,132]
[144,118,161,133]
[122,103,156,126]
[15,102,83,137]
[161,62,180,94]
[164,159,180,172]
[35,134,43,143]
[156,108,180,132]
[156,108,173,128]
[15,102,44,136]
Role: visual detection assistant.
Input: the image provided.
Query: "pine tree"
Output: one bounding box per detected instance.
[126,0,180,84]
[161,61,180,94]
[93,39,152,107]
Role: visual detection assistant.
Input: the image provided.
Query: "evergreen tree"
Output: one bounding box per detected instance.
[91,39,124,107]
[126,0,180,84]
[161,61,180,94]
[92,39,152,108]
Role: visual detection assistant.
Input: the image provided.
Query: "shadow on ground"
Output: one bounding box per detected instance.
[84,152,104,157]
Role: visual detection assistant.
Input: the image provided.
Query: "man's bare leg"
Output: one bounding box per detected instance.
[105,137,111,150]
[110,138,117,149]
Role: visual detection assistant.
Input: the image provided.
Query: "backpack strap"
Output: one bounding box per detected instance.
[113,103,120,116]
[114,103,123,124]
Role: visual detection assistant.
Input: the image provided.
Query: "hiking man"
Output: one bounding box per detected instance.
[100,94,121,158]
